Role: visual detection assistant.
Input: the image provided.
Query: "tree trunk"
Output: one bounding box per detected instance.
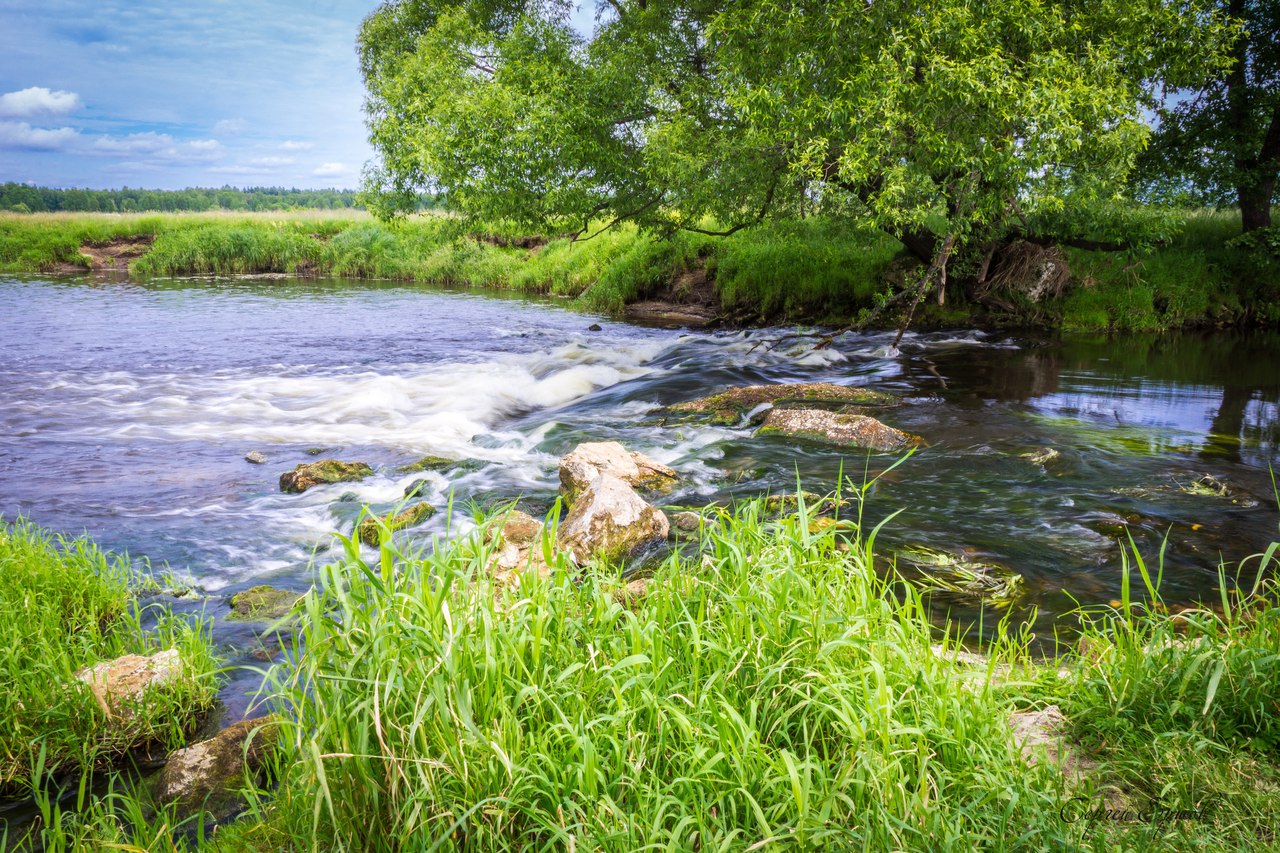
[1239,178,1274,232]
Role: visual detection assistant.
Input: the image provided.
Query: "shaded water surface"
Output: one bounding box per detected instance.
[2,275,1278,709]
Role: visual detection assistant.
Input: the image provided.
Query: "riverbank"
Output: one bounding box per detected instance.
[8,493,1279,851]
[2,209,1276,332]
[0,519,220,846]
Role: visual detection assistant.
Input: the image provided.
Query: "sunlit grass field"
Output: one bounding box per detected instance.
[2,207,1276,330]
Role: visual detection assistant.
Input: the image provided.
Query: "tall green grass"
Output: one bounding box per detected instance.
[7,494,1280,850]
[252,494,1074,851]
[1061,208,1280,331]
[716,219,901,322]
[5,208,1279,330]
[1057,537,1280,849]
[0,519,219,793]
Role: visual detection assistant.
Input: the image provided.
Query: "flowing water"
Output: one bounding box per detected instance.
[2,275,1279,719]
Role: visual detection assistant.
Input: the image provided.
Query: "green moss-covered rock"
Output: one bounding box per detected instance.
[358,503,437,545]
[396,455,487,475]
[762,492,845,514]
[757,409,915,452]
[228,586,301,621]
[279,459,373,493]
[669,382,897,426]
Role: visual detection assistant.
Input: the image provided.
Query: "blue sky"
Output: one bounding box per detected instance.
[0,1,597,191]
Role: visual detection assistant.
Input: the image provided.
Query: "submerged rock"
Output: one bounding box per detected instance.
[403,478,431,498]
[358,503,437,545]
[244,450,267,465]
[557,473,670,564]
[896,545,1025,607]
[1175,474,1259,507]
[227,585,301,622]
[757,409,914,452]
[75,649,184,719]
[1111,473,1259,508]
[279,459,373,493]
[155,715,278,807]
[669,382,897,426]
[395,454,485,475]
[558,441,678,505]
[1020,447,1060,466]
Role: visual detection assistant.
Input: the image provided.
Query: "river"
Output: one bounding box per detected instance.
[2,274,1278,718]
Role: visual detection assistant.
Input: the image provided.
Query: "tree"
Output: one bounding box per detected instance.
[358,0,1231,307]
[1139,0,1279,231]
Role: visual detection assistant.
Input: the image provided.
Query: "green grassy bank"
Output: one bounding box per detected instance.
[0,519,220,850]
[1,209,1278,331]
[12,492,1280,851]
[0,520,219,794]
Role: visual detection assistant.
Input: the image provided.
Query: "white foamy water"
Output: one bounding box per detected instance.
[8,339,671,462]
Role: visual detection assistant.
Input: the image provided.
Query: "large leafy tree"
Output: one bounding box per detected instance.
[1139,0,1279,231]
[359,0,1230,300]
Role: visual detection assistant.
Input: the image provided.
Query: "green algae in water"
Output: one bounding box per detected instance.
[1111,474,1259,508]
[895,545,1026,608]
[1021,412,1198,457]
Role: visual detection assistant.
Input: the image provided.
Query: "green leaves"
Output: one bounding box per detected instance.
[360,0,1232,256]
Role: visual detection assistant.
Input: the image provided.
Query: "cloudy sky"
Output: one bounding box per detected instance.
[0,1,597,191]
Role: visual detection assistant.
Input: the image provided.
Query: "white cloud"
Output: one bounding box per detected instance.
[279,140,312,151]
[312,161,347,177]
[91,131,222,163]
[209,164,277,176]
[0,120,80,150]
[214,118,246,134]
[0,86,82,118]
[249,155,295,166]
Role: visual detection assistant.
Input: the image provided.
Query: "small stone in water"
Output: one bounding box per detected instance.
[228,586,302,621]
[672,511,702,532]
[404,479,431,498]
[588,323,603,331]
[305,447,328,456]
[244,450,267,464]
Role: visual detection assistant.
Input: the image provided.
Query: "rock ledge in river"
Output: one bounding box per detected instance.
[757,408,914,452]
[670,382,897,426]
[279,459,373,493]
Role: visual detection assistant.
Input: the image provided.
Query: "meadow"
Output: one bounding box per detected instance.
[3,208,1276,331]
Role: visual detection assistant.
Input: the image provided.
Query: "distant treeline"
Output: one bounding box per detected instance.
[0,183,379,213]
